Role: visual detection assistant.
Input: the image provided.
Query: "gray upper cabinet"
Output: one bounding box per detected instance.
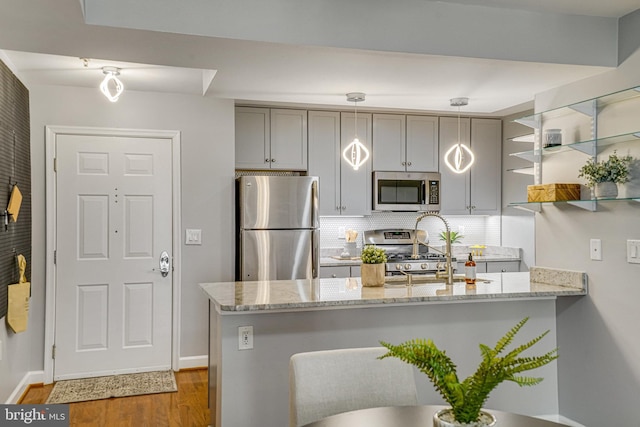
[340,112,372,216]
[308,111,342,216]
[235,107,307,170]
[407,115,439,172]
[373,114,438,172]
[440,117,501,215]
[308,110,372,216]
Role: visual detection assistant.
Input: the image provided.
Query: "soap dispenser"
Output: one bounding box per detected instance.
[465,253,476,285]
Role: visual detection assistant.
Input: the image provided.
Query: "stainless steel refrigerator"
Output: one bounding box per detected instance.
[236,176,319,281]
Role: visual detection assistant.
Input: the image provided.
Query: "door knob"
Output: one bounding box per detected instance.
[159,251,170,277]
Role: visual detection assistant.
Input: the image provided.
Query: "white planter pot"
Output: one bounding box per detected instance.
[433,408,497,427]
[594,181,618,198]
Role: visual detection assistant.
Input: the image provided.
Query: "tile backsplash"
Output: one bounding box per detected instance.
[320,212,500,249]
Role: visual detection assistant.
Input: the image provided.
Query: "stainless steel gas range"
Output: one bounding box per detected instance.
[363,228,456,276]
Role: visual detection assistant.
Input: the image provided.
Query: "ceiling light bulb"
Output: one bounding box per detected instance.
[100,67,124,102]
[342,138,370,170]
[444,143,475,173]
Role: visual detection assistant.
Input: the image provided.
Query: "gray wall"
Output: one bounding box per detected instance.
[0,84,235,402]
[534,48,640,425]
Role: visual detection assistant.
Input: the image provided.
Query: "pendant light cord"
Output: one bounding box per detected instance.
[354,100,358,139]
[457,105,461,147]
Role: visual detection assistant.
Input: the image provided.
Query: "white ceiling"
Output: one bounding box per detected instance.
[1,0,638,115]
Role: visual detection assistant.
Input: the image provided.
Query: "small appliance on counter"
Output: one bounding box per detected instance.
[236,176,319,281]
[363,228,456,276]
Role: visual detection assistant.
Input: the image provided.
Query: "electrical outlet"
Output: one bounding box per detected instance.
[238,326,253,350]
[590,239,602,261]
[627,240,640,264]
[458,225,465,234]
[338,226,346,239]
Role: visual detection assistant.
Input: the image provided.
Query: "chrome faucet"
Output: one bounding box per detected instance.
[412,211,454,285]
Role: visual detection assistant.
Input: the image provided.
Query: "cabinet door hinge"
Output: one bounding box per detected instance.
[52,345,56,359]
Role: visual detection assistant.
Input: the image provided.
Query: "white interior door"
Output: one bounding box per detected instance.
[53,134,173,380]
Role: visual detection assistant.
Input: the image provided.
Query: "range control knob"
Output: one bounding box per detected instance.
[420,263,428,270]
[404,263,413,270]
[395,263,403,271]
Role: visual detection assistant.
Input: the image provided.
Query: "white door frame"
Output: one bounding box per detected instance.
[44,125,182,384]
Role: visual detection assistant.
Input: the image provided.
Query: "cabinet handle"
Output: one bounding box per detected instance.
[271,158,276,162]
[408,161,412,166]
[331,274,337,278]
[401,161,406,166]
[472,205,476,209]
[501,268,507,272]
[342,206,346,210]
[265,158,271,163]
[336,206,340,211]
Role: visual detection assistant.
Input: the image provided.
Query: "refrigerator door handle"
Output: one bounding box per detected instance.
[312,229,319,279]
[311,179,319,229]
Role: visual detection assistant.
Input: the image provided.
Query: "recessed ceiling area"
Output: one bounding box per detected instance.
[0,0,638,114]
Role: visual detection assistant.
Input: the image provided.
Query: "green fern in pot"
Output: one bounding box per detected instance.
[379,317,557,426]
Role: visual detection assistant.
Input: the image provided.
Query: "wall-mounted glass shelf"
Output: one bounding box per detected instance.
[508,130,640,163]
[509,197,640,213]
[535,86,640,118]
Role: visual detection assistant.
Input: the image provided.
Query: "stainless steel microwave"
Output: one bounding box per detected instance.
[372,171,441,212]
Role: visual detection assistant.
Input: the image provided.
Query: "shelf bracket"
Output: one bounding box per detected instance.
[569,140,596,156]
[514,115,540,130]
[569,100,596,117]
[510,203,541,213]
[566,200,597,211]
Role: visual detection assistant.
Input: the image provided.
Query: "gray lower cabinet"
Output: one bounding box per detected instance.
[456,261,520,273]
[320,265,361,278]
[486,261,520,273]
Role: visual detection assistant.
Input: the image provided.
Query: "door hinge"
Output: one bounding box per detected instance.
[52,345,56,359]
[53,157,57,172]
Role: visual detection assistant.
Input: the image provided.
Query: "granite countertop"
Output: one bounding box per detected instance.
[200,267,587,314]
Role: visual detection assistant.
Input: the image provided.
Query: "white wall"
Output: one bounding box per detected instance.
[533,42,640,425]
[0,84,235,402]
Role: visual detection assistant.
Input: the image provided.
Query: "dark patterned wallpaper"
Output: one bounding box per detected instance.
[0,59,31,319]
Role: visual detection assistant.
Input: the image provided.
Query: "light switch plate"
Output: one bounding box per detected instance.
[185,229,202,245]
[627,240,640,264]
[590,239,602,261]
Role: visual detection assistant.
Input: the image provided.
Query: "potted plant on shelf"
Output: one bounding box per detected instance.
[379,317,558,427]
[578,150,633,198]
[360,245,387,287]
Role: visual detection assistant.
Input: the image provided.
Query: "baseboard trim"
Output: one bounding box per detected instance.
[6,371,45,404]
[178,355,207,370]
[535,414,586,427]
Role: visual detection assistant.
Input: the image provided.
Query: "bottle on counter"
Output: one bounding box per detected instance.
[465,253,476,285]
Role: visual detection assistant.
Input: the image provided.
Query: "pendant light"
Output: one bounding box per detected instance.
[100,66,124,102]
[342,92,369,171]
[444,97,475,174]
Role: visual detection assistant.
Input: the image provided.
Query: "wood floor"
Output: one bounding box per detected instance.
[20,369,210,427]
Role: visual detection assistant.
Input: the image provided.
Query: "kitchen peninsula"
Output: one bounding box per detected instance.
[201,267,586,427]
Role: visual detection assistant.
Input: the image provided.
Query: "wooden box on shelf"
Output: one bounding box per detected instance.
[527,183,581,202]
